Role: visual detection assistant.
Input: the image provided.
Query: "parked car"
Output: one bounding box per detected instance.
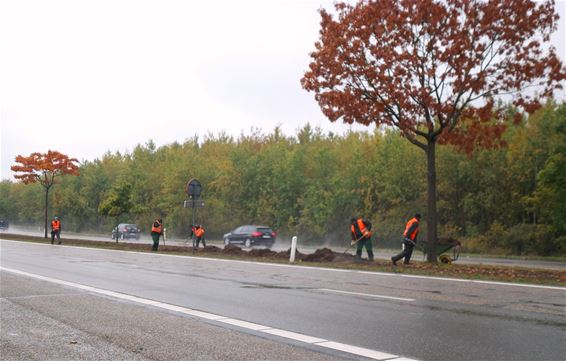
[0,220,8,231]
[112,223,141,240]
[223,225,276,248]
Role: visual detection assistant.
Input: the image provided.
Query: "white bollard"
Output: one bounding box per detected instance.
[290,236,297,263]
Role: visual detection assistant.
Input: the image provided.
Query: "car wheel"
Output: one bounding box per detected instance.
[224,238,230,246]
[244,238,251,248]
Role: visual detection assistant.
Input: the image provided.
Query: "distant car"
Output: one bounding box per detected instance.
[0,220,8,231]
[112,223,141,240]
[223,225,276,248]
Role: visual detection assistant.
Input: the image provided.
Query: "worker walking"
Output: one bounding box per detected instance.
[192,224,206,248]
[350,217,374,262]
[151,218,163,251]
[392,214,421,265]
[51,216,62,244]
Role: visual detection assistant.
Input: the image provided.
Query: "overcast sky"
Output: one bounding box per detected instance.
[1,0,565,180]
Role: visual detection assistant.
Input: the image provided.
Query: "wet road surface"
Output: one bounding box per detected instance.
[2,239,565,360]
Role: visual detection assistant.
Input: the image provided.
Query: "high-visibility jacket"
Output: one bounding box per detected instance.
[51,220,61,231]
[403,217,420,241]
[151,220,163,234]
[351,218,371,240]
[195,227,205,238]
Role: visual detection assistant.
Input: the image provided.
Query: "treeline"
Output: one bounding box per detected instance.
[1,102,565,256]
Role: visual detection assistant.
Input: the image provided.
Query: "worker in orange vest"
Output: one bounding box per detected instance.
[192,224,206,248]
[51,216,62,245]
[151,218,163,251]
[350,217,374,262]
[392,214,421,265]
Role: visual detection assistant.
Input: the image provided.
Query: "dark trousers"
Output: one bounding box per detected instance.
[195,237,206,248]
[356,237,374,261]
[151,232,160,251]
[392,239,415,264]
[51,230,61,244]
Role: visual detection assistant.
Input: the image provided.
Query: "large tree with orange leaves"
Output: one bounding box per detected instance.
[11,150,80,238]
[302,0,566,262]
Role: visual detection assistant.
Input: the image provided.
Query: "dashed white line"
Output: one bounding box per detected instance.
[1,266,417,361]
[319,288,416,302]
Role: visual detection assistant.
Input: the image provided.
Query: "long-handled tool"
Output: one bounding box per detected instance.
[342,234,366,256]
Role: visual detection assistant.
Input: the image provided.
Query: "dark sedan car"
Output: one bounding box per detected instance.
[112,223,141,240]
[223,225,276,248]
[0,220,8,231]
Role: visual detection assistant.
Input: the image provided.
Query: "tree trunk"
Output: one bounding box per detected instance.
[426,139,438,263]
[44,187,49,238]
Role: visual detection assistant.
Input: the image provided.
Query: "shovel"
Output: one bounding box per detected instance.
[342,234,365,256]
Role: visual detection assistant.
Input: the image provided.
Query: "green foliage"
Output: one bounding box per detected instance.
[98,181,134,219]
[3,102,565,256]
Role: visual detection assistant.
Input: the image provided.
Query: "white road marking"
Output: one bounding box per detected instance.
[2,238,564,290]
[319,288,416,302]
[261,328,326,343]
[315,341,402,360]
[1,266,416,361]
[218,318,271,331]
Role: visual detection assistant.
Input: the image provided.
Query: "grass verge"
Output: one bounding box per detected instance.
[2,233,565,287]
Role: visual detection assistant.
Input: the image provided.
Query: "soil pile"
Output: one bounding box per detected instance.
[222,244,245,255]
[303,248,335,262]
[249,248,278,258]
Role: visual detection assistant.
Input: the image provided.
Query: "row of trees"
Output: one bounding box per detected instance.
[1,102,565,256]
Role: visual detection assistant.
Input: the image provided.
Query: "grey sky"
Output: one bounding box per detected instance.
[1,0,565,180]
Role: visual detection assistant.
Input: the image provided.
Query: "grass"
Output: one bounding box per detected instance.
[2,233,565,287]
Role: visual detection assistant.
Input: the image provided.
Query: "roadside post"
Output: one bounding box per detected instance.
[184,178,204,253]
[290,236,297,263]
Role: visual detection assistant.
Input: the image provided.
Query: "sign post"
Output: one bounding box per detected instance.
[184,178,204,253]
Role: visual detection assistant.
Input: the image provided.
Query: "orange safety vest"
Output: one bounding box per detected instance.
[51,220,61,231]
[351,219,371,239]
[151,221,163,234]
[403,217,420,241]
[195,227,205,237]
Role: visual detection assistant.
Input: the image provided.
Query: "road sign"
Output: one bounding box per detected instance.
[186,178,202,199]
[183,200,205,208]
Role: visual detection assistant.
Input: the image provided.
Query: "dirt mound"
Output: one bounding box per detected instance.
[332,253,357,262]
[203,245,222,253]
[222,244,245,255]
[302,248,336,262]
[249,248,278,258]
[273,248,306,260]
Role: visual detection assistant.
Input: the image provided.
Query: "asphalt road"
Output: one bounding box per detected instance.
[1,239,565,361]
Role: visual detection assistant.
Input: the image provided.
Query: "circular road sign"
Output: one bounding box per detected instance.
[186,178,202,199]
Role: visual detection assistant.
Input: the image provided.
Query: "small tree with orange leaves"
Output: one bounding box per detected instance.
[11,150,80,238]
[302,0,566,262]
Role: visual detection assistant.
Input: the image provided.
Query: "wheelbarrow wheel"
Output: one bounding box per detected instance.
[439,254,452,264]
